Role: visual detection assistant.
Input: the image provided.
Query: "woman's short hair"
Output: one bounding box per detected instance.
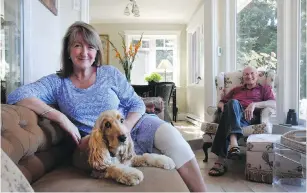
[57,21,104,78]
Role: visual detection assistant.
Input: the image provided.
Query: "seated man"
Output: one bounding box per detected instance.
[209,66,276,176]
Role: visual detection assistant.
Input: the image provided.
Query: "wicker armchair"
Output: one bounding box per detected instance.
[201,70,277,162]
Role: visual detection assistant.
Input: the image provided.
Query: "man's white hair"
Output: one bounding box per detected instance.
[243,66,258,73]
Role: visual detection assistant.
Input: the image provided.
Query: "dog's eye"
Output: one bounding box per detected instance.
[105,121,111,128]
[120,118,124,123]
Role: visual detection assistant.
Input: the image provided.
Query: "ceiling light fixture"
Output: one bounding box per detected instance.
[124,0,140,17]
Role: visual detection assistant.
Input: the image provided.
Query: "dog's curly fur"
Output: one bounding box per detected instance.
[88,110,176,186]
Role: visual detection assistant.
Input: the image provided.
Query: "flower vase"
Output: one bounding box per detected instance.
[125,69,131,83]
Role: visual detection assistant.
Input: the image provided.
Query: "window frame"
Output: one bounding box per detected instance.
[124,31,181,85]
[187,27,202,85]
[1,0,25,86]
[222,0,306,126]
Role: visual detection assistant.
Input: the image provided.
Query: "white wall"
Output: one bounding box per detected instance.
[186,3,205,121]
[92,23,188,115]
[24,0,83,84]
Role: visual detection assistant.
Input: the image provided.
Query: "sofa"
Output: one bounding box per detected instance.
[1,104,189,192]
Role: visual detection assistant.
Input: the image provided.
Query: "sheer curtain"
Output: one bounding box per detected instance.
[1,0,23,103]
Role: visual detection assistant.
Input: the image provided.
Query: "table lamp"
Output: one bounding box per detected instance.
[157,59,173,82]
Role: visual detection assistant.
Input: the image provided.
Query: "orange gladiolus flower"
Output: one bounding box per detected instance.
[129,44,133,52]
[115,51,121,58]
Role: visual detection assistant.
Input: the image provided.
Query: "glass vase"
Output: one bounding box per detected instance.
[125,69,131,83]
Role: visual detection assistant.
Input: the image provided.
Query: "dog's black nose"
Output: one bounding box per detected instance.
[118,135,126,142]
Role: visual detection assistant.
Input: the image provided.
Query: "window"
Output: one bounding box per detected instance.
[236,0,277,72]
[0,0,23,103]
[188,26,203,85]
[128,35,178,85]
[300,0,307,121]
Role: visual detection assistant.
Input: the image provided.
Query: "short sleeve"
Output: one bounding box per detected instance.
[111,67,145,115]
[263,85,275,101]
[7,74,61,105]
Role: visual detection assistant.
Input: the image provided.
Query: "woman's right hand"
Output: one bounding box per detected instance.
[59,115,81,145]
[16,98,81,145]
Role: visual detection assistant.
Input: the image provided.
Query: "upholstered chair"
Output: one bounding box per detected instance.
[201,70,277,162]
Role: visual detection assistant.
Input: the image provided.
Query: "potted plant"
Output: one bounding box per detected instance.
[145,72,162,85]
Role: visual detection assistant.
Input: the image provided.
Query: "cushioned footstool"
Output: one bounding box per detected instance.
[245,134,282,184]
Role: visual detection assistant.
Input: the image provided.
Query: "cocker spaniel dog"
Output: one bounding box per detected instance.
[88,110,176,186]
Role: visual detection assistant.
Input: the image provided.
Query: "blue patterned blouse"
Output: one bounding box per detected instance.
[7,65,165,154]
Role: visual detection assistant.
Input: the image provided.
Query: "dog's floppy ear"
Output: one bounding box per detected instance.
[88,116,110,170]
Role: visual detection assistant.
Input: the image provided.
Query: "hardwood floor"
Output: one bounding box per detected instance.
[174,121,291,192]
[194,149,288,192]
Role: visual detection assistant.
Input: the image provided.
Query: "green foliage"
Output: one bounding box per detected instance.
[237,0,277,70]
[145,72,162,82]
[244,51,277,72]
[237,0,306,99]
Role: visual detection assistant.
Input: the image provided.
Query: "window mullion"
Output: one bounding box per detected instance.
[276,0,300,124]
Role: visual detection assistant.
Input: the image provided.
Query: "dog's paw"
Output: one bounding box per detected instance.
[117,167,144,186]
[143,153,176,170]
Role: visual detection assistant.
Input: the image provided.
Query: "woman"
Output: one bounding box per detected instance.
[7,21,207,192]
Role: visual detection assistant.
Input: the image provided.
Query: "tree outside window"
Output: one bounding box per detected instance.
[237,0,306,121]
[237,0,277,72]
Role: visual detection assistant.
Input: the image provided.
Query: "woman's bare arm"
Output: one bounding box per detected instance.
[124,112,142,132]
[16,97,81,144]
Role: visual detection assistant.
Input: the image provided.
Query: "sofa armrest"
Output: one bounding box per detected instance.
[207,106,218,115]
[142,97,165,120]
[260,107,275,134]
[260,107,275,123]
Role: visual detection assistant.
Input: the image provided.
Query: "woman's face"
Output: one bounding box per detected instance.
[69,34,97,70]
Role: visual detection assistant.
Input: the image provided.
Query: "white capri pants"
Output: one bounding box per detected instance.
[153,123,195,169]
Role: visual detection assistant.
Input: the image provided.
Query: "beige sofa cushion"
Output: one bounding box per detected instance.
[1,104,75,183]
[32,165,189,192]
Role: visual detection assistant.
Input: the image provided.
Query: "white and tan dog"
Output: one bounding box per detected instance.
[88,110,176,186]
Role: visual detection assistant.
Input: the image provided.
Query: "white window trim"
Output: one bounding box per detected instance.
[203,0,218,122]
[81,0,89,23]
[187,26,202,86]
[277,0,301,125]
[220,0,237,72]
[124,30,181,86]
[219,0,305,126]
[23,0,31,84]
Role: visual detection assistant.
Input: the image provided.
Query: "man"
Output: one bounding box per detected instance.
[208,66,276,176]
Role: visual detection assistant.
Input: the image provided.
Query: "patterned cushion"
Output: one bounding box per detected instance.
[215,72,225,102]
[244,134,296,184]
[201,122,268,137]
[201,123,218,134]
[215,70,276,101]
[246,134,281,152]
[1,149,34,192]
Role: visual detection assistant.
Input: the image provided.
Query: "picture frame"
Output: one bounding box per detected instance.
[39,0,58,16]
[100,34,110,64]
